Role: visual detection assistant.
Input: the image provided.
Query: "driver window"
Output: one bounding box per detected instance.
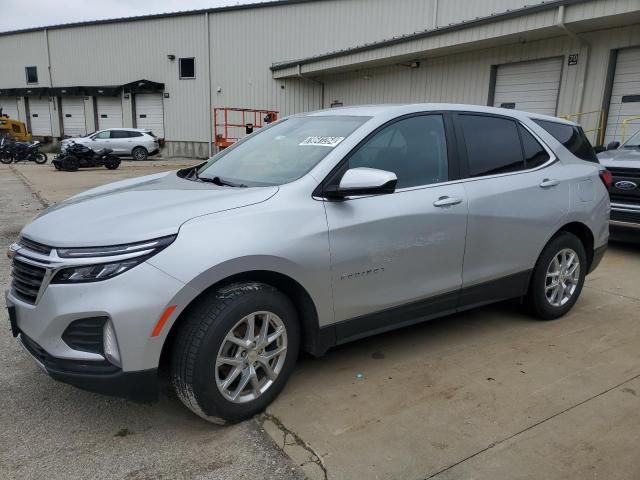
[94,131,110,139]
[348,115,448,189]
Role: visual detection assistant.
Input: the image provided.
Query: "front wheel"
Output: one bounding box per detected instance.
[105,155,121,170]
[34,152,48,164]
[171,283,300,424]
[527,232,587,320]
[62,155,79,172]
[0,156,12,164]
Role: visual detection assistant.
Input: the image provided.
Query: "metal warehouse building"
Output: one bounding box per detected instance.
[1,0,639,157]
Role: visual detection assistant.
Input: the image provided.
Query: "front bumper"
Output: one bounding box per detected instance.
[6,256,189,382]
[610,202,640,230]
[18,331,158,402]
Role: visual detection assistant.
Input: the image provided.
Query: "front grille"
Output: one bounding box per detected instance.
[21,332,119,375]
[62,317,107,355]
[11,258,46,304]
[611,209,640,224]
[18,237,53,256]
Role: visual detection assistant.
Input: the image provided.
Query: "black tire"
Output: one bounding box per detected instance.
[171,283,300,424]
[132,147,148,161]
[105,155,121,170]
[53,162,61,170]
[527,232,587,320]
[0,156,12,165]
[62,155,79,172]
[34,152,47,164]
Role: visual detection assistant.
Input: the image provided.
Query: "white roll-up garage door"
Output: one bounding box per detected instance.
[0,98,19,120]
[61,97,86,137]
[97,97,123,130]
[27,97,53,136]
[135,93,164,138]
[493,57,563,116]
[605,47,640,144]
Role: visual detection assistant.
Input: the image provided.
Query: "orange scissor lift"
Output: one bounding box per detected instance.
[213,107,278,149]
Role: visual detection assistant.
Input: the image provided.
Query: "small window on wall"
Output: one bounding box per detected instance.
[25,66,38,84]
[179,58,195,79]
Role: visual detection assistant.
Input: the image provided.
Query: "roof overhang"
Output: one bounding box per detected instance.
[0,79,164,97]
[271,0,640,78]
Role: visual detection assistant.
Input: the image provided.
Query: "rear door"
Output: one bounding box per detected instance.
[454,113,570,305]
[324,113,468,336]
[109,129,131,154]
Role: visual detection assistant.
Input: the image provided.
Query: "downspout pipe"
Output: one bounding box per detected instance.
[297,64,325,110]
[556,5,589,115]
[205,12,213,157]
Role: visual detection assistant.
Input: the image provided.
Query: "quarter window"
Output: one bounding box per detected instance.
[459,115,524,177]
[533,119,598,163]
[347,115,449,189]
[519,125,550,169]
[179,58,195,79]
[25,66,38,84]
[128,131,143,137]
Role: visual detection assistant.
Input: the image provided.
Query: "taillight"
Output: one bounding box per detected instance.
[599,169,613,189]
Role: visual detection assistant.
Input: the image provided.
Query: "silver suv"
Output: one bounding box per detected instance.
[6,104,609,424]
[61,128,160,160]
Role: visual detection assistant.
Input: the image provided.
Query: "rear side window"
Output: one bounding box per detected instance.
[533,119,598,163]
[519,125,550,169]
[128,131,143,137]
[110,130,129,139]
[459,115,524,177]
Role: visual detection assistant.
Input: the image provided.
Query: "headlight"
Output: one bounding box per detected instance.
[51,235,175,284]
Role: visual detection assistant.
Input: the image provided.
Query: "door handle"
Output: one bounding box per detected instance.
[540,179,560,188]
[433,196,463,207]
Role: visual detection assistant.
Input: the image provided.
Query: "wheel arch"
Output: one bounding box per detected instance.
[549,221,595,270]
[158,270,326,374]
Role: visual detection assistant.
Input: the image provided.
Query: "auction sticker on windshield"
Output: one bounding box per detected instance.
[299,136,345,147]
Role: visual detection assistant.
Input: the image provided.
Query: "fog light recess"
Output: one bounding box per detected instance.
[103,319,122,367]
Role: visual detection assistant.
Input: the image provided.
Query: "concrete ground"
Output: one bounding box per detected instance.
[2,161,640,480]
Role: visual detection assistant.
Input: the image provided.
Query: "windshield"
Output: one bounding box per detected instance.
[622,129,640,148]
[197,115,370,186]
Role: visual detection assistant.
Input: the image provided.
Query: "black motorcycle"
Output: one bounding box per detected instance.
[52,142,121,171]
[0,139,48,164]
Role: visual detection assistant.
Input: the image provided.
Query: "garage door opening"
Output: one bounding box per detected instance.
[61,96,86,137]
[135,93,165,139]
[604,47,640,144]
[492,57,563,116]
[96,97,123,131]
[0,99,19,121]
[27,97,53,136]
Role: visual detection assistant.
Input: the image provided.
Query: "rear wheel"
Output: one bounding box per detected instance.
[132,147,148,161]
[0,156,12,164]
[527,232,587,320]
[171,283,299,424]
[34,152,47,164]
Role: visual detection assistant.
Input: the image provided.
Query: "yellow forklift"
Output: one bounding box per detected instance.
[0,108,32,142]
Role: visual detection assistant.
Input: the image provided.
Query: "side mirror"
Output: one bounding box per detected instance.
[607,141,620,151]
[593,145,605,154]
[325,167,397,199]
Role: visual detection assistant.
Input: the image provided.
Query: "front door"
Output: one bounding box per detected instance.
[323,114,468,340]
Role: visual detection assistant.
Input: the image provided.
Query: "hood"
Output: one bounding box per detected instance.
[598,148,640,169]
[21,171,278,247]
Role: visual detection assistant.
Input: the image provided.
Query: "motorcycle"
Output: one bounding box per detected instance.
[0,139,48,164]
[52,141,121,171]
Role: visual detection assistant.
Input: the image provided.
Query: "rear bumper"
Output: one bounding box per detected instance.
[19,332,158,402]
[589,243,607,274]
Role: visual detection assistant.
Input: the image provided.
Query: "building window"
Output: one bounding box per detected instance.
[25,66,38,84]
[179,58,195,79]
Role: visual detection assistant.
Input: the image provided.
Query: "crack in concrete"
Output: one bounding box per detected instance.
[8,165,50,207]
[423,371,640,479]
[258,413,328,480]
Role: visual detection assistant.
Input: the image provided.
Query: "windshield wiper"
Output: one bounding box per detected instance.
[197,174,247,188]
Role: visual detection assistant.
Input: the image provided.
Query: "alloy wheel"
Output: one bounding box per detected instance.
[545,248,580,307]
[215,311,288,404]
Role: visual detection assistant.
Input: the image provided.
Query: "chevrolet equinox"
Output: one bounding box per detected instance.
[6,104,610,423]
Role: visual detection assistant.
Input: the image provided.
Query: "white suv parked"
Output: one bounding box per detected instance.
[61,128,160,160]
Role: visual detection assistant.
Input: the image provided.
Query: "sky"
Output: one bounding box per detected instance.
[0,0,277,32]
